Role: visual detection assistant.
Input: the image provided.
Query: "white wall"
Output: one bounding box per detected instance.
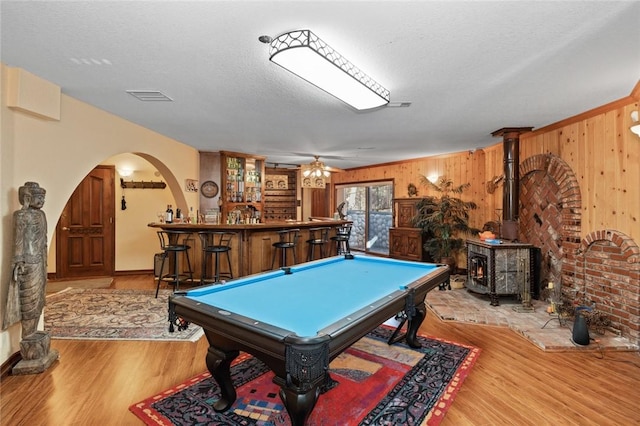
[1,64,200,364]
[105,153,186,272]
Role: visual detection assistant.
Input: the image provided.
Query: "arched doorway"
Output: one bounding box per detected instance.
[53,153,185,278]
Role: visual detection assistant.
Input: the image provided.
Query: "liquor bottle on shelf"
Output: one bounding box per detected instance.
[220,151,265,220]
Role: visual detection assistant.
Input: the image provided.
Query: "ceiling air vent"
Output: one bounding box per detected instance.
[126,90,173,101]
[386,101,412,108]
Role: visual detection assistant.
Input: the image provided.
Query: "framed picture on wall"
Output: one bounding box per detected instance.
[266,175,289,190]
[302,177,325,188]
[185,179,199,192]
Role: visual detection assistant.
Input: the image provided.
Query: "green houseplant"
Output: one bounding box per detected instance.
[412,176,480,272]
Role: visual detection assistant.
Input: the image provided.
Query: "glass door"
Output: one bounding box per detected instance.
[367,183,393,254]
[335,181,393,255]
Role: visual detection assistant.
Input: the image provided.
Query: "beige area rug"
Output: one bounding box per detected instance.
[45,288,203,342]
[46,277,113,294]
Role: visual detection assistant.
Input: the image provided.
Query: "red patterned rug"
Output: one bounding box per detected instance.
[130,326,479,425]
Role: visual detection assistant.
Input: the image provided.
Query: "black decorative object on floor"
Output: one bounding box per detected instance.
[572,311,590,346]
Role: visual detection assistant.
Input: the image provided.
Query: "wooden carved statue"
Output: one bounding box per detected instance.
[3,182,58,374]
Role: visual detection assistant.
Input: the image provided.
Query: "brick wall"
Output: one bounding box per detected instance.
[577,231,640,343]
[519,153,639,345]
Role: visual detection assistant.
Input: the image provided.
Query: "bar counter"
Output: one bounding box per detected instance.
[148,219,351,278]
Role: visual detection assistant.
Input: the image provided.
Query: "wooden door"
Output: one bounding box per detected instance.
[311,188,329,217]
[56,166,115,278]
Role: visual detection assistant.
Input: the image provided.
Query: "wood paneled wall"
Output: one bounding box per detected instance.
[332,95,640,242]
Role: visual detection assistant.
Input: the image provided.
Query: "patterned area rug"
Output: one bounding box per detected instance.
[130,327,480,425]
[46,277,113,294]
[45,288,203,341]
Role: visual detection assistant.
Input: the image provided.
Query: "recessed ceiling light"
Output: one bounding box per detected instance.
[126,90,173,101]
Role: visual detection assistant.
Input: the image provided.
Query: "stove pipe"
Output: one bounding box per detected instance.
[491,127,533,240]
[503,134,519,223]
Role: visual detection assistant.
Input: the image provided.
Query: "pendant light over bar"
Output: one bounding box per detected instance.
[268,30,390,110]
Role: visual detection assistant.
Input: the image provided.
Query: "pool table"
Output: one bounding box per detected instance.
[169,254,449,426]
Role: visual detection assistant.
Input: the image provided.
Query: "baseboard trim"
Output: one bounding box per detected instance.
[48,270,153,280]
[114,269,153,276]
[1,351,21,379]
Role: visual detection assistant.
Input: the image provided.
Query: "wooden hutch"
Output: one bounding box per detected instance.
[389,197,428,262]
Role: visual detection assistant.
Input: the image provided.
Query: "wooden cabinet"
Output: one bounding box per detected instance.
[396,198,417,227]
[263,168,297,222]
[389,198,428,262]
[220,151,266,223]
[389,228,425,261]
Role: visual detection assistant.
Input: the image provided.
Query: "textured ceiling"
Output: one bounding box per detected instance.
[2,1,639,169]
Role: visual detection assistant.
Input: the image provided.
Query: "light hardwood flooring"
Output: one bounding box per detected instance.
[1,274,639,425]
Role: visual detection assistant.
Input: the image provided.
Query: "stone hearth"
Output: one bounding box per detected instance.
[426,283,638,352]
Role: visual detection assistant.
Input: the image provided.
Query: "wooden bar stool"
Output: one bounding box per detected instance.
[156,230,194,297]
[306,227,330,261]
[331,224,352,255]
[198,231,235,284]
[271,229,300,269]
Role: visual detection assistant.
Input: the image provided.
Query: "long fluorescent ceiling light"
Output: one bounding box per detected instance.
[269,30,390,110]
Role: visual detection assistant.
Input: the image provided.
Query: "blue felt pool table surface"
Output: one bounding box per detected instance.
[183,255,443,337]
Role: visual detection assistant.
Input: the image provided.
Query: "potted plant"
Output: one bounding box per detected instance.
[412,176,480,273]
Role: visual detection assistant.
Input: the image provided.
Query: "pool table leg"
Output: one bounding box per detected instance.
[279,384,321,426]
[405,303,426,348]
[276,335,331,426]
[206,346,240,412]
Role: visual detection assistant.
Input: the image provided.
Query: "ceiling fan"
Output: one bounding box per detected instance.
[266,154,344,174]
[302,155,343,177]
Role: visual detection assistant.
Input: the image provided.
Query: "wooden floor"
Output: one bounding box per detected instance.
[2,274,639,425]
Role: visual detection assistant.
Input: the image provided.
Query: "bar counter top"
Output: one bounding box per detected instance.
[148,218,350,231]
[149,219,351,278]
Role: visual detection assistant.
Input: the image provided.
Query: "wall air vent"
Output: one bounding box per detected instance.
[126,90,173,101]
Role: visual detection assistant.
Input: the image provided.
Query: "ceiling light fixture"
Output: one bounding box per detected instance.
[118,168,134,177]
[265,30,390,110]
[631,111,640,137]
[302,156,331,178]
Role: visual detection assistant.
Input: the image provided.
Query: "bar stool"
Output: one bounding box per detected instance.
[271,229,300,269]
[306,227,330,261]
[156,230,194,297]
[331,224,352,255]
[198,231,235,284]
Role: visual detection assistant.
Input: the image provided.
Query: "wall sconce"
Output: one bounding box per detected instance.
[427,174,439,183]
[118,168,134,177]
[631,111,640,137]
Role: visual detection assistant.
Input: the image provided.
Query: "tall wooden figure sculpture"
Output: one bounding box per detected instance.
[3,182,59,374]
